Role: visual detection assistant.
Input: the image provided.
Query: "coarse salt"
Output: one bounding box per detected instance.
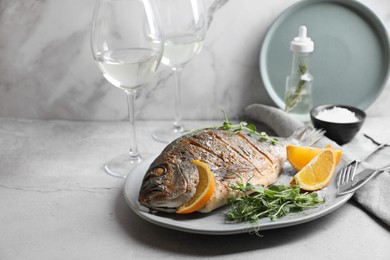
[316,107,359,123]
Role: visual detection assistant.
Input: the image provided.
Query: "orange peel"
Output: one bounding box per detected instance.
[176,160,215,214]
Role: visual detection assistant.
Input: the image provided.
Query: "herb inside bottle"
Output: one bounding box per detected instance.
[284,25,314,122]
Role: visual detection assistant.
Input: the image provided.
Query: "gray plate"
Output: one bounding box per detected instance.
[123,154,353,235]
[260,0,390,110]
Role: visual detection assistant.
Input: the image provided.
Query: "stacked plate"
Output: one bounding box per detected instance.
[259,0,390,110]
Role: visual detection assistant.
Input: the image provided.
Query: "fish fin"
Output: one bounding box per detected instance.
[286,126,325,146]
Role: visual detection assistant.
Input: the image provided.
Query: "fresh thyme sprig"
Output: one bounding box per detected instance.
[285,61,308,112]
[225,181,324,223]
[189,110,279,145]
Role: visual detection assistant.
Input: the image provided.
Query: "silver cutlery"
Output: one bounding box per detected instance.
[337,163,390,195]
[336,134,389,195]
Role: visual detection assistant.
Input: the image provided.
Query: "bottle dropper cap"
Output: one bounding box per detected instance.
[290,25,314,53]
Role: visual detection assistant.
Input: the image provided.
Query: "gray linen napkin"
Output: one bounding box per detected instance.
[245,103,390,226]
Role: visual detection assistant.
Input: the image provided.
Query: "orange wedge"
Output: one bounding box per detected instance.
[290,149,336,191]
[325,145,342,165]
[176,160,215,214]
[287,144,342,171]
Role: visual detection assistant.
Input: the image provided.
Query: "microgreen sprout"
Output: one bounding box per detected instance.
[189,110,279,145]
[225,181,324,223]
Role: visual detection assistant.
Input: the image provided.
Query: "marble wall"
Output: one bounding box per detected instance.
[1,0,390,121]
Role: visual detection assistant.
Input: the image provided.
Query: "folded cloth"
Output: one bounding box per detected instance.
[245,103,390,227]
[245,104,304,137]
[343,135,390,226]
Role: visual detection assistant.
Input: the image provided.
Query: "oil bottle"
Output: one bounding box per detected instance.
[284,25,314,122]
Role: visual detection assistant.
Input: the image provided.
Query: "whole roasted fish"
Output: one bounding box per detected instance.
[138,127,322,213]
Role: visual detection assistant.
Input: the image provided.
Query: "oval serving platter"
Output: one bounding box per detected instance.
[123,153,353,235]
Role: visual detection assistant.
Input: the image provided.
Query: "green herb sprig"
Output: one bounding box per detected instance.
[285,61,308,112]
[225,181,324,223]
[190,110,279,145]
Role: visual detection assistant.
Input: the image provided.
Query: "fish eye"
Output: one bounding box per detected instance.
[143,165,167,182]
[154,167,165,176]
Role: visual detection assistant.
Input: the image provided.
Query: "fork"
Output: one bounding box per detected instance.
[337,163,390,195]
[337,134,389,190]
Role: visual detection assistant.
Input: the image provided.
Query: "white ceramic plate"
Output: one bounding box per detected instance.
[123,154,353,235]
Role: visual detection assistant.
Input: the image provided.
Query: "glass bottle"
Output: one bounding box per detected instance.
[284,25,314,122]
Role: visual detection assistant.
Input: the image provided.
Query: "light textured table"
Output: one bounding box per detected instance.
[1,118,389,259]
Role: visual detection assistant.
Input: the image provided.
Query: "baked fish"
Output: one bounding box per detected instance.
[138,127,322,213]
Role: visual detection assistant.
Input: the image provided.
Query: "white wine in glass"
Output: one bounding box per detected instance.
[91,0,164,178]
[162,34,204,68]
[152,0,207,143]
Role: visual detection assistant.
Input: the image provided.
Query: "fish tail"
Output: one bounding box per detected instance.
[285,126,325,146]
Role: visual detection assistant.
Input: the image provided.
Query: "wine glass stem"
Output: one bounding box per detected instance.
[125,89,140,159]
[173,67,183,130]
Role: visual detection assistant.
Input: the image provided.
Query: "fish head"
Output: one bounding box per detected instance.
[138,155,198,212]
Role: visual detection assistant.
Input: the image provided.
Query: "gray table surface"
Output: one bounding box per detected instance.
[1,118,389,259]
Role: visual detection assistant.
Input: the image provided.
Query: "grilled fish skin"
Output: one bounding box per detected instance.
[138,127,321,213]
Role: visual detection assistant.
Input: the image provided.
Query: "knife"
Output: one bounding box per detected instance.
[337,164,390,196]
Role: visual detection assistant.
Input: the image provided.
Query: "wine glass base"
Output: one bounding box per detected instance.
[152,124,186,143]
[104,152,152,178]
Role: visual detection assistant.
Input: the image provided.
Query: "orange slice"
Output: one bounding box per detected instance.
[290,149,336,191]
[176,160,215,214]
[287,144,342,171]
[325,145,342,165]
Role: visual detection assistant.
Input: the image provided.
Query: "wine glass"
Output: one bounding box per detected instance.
[152,0,207,143]
[91,0,164,178]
